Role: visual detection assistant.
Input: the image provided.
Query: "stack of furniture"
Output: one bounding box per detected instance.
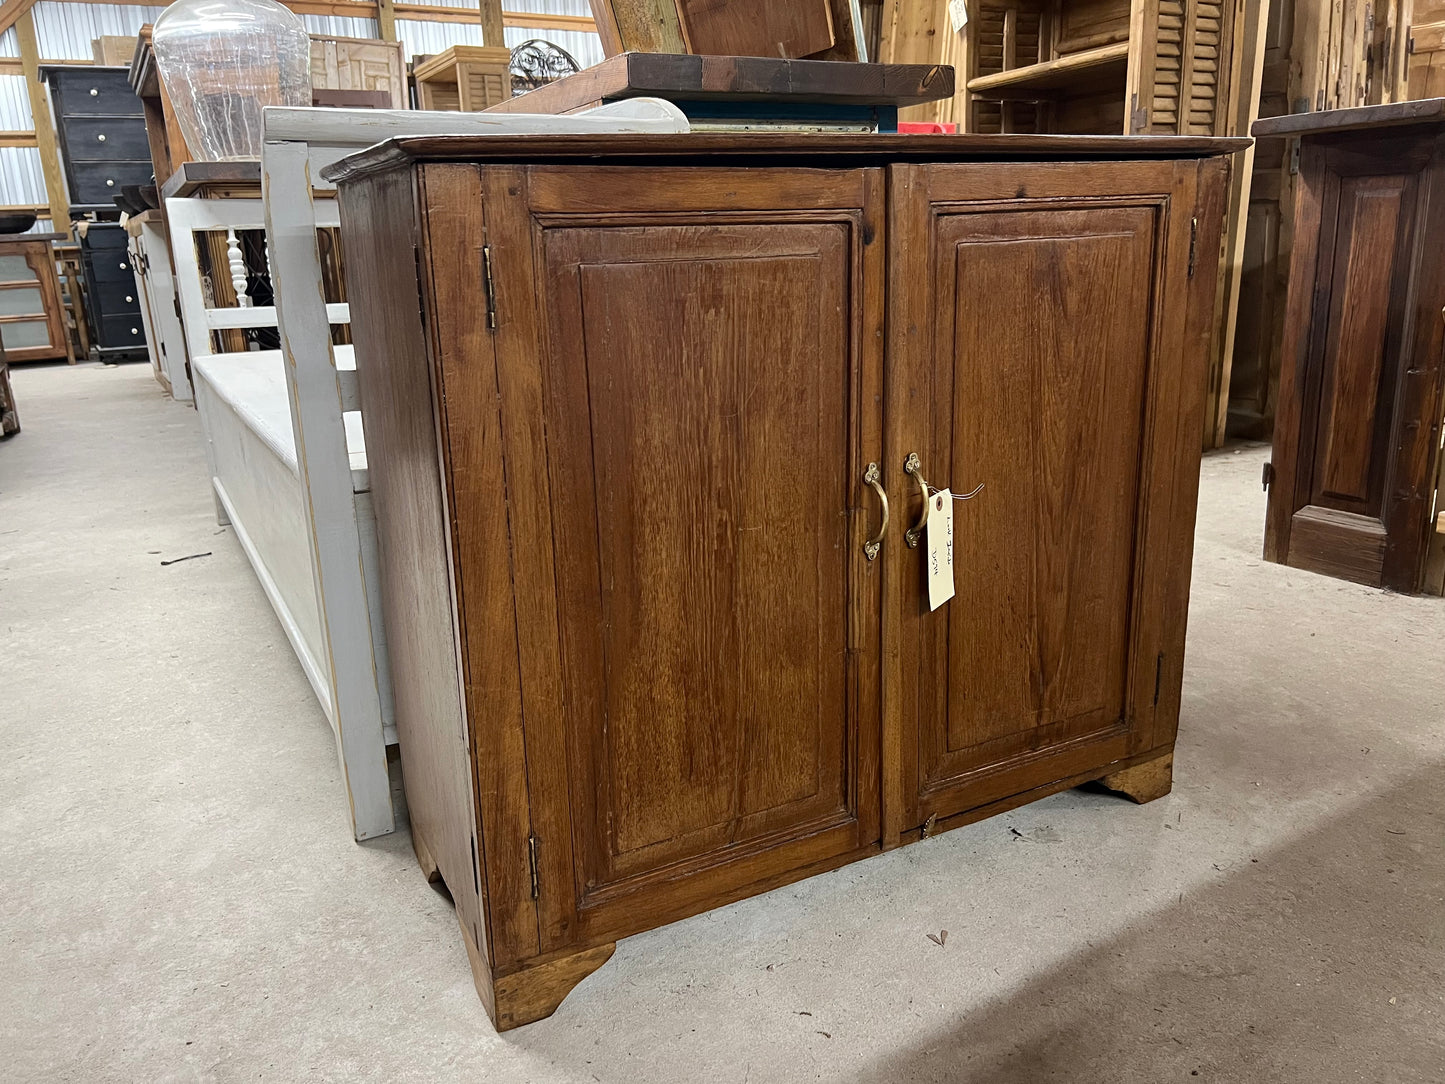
[164,101,688,841]
[39,64,151,360]
[39,65,153,215]
[325,126,1239,1029]
[0,230,72,364]
[413,46,516,111]
[1259,98,1445,596]
[486,53,953,130]
[76,223,146,359]
[308,36,407,109]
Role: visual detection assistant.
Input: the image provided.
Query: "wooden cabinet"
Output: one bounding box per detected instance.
[327,132,1234,1030]
[0,233,71,363]
[1258,101,1445,594]
[40,66,153,215]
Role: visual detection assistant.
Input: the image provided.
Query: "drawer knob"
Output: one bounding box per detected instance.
[119,261,127,269]
[125,295,133,303]
[90,88,98,96]
[131,327,138,335]
[106,179,115,187]
[97,133,106,142]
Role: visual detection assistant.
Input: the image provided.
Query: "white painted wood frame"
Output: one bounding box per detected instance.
[129,219,193,402]
[253,100,690,840]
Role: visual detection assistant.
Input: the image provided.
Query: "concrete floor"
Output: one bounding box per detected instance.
[2,362,1442,1083]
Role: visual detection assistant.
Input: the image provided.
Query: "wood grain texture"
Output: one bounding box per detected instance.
[323,132,1246,184]
[492,942,617,1031]
[421,163,539,969]
[588,0,688,54]
[675,0,834,58]
[484,164,884,951]
[482,53,952,114]
[1097,750,1173,803]
[1251,97,1445,138]
[889,157,1218,830]
[1264,121,1445,593]
[335,136,1234,1028]
[335,165,489,977]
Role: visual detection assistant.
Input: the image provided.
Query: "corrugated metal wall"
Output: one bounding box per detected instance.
[0,0,606,211]
[32,2,168,57]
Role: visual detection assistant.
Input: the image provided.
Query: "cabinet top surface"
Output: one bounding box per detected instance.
[324,132,1249,184]
[1252,98,1445,139]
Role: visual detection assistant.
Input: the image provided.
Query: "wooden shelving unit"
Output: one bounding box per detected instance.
[948,0,1239,137]
[968,40,1129,97]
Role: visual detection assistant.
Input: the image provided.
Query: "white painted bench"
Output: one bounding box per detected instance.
[171,100,689,840]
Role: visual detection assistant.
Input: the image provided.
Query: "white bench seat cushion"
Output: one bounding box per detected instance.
[192,347,368,490]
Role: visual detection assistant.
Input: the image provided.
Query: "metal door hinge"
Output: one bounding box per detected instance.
[1289,141,1301,176]
[1188,217,1198,278]
[482,244,497,330]
[527,834,540,899]
[1153,653,1164,706]
[1262,461,1275,490]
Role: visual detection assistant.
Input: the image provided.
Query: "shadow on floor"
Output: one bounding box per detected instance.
[848,767,1445,1084]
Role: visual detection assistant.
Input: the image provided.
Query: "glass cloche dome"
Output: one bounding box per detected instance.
[151,0,312,161]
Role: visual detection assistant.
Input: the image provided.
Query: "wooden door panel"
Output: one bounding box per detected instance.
[1309,173,1414,512]
[933,208,1153,776]
[1265,133,1442,592]
[557,232,850,885]
[494,169,884,952]
[891,160,1206,833]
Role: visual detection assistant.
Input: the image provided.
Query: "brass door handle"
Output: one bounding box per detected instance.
[862,462,888,561]
[904,452,929,548]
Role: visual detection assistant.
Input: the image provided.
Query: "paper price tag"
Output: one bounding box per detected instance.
[948,0,970,33]
[926,489,955,612]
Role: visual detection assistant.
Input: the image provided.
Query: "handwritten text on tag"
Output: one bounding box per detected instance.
[926,489,955,611]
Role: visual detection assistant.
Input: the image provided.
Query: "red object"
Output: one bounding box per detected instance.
[897,121,957,134]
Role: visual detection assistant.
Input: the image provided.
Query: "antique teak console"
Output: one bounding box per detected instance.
[325,131,1241,1030]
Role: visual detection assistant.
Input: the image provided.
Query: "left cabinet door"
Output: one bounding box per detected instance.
[434,164,886,961]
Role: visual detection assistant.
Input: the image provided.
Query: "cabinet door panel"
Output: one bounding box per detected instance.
[1264,133,1445,592]
[468,166,884,955]
[936,207,1153,770]
[890,161,1209,832]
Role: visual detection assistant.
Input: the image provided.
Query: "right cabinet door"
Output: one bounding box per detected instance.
[889,160,1214,833]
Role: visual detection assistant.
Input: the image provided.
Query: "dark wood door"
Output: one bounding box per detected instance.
[460,165,885,957]
[887,160,1217,837]
[1264,131,1445,592]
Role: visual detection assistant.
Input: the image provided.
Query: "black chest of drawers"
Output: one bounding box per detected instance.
[40,66,155,214]
[79,224,146,356]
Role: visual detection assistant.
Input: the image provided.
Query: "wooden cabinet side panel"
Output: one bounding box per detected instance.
[1151,158,1227,743]
[1381,136,1445,590]
[1263,141,1326,563]
[423,163,544,968]
[336,167,489,969]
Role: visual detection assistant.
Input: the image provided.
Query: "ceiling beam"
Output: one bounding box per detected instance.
[15,8,69,227]
[0,0,38,39]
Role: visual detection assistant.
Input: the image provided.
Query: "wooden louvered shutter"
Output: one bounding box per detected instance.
[1142,0,1236,134]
